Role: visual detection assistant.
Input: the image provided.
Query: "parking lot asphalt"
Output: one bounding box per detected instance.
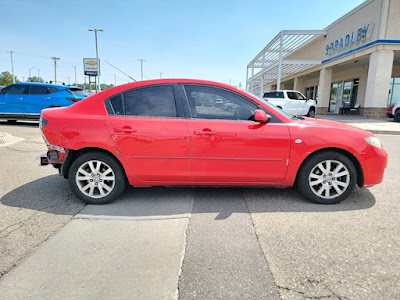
[0,121,399,299]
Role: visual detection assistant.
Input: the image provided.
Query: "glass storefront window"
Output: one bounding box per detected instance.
[305,86,318,100]
[329,78,358,113]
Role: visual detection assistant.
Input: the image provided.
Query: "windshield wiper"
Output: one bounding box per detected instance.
[292,115,305,120]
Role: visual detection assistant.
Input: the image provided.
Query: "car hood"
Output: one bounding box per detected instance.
[292,117,373,136]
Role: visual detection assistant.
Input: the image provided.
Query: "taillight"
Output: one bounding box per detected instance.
[39,117,48,130]
[66,97,80,102]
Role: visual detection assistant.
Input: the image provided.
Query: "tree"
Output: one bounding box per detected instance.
[27,76,44,83]
[0,71,19,86]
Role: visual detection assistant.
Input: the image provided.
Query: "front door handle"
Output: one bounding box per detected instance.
[194,130,217,135]
[18,97,23,100]
[114,126,137,134]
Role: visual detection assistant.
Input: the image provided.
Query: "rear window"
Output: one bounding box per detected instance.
[68,88,88,97]
[29,85,49,95]
[263,92,284,98]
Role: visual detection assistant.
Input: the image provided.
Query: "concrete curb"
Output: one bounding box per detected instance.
[0,132,25,147]
[368,130,400,135]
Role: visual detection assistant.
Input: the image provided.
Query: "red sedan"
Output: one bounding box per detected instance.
[39,79,388,205]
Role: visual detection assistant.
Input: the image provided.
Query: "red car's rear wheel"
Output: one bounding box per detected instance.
[68,152,126,204]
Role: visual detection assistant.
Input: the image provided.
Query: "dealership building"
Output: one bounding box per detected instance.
[246,0,400,118]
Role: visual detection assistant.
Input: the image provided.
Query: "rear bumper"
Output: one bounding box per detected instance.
[39,150,66,166]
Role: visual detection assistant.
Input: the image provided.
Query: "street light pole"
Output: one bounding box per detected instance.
[137,59,146,81]
[29,67,36,81]
[74,66,77,86]
[158,72,163,79]
[7,51,15,83]
[88,28,103,92]
[51,56,60,84]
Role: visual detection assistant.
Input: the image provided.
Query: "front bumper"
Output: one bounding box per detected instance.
[361,146,388,187]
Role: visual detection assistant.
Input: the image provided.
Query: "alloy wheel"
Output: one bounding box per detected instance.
[308,159,350,199]
[75,160,116,199]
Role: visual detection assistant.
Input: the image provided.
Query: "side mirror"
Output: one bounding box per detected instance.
[254,109,269,123]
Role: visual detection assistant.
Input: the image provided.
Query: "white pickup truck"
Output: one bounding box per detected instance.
[263,90,317,117]
[387,101,400,122]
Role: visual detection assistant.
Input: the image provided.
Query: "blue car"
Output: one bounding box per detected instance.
[0,82,88,122]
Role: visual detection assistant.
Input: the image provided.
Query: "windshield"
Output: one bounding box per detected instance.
[242,90,294,119]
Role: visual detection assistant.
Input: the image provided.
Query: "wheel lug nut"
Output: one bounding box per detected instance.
[91,174,94,177]
[323,175,326,178]
[329,173,332,176]
[95,183,98,186]
[90,179,93,182]
[329,182,332,185]
[323,181,326,184]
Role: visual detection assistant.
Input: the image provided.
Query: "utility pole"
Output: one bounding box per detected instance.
[114,74,117,86]
[51,56,60,84]
[29,67,36,81]
[74,66,77,86]
[38,69,40,82]
[137,59,146,81]
[88,28,103,92]
[7,51,15,83]
[158,72,163,79]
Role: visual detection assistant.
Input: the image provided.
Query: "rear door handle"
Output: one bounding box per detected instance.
[114,126,137,134]
[194,130,217,135]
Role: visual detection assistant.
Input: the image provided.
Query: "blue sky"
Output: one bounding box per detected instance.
[0,0,365,87]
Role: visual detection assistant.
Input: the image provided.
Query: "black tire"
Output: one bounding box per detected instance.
[307,107,316,118]
[297,151,357,204]
[394,109,400,122]
[68,151,126,204]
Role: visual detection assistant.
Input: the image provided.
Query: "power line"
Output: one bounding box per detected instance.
[104,60,136,82]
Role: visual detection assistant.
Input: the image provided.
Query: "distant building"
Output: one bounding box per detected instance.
[246,0,400,118]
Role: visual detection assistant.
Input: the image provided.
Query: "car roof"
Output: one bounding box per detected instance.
[13,82,78,89]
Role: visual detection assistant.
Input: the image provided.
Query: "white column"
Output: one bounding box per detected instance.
[260,53,265,97]
[294,77,304,93]
[250,65,255,93]
[364,50,394,108]
[277,32,284,90]
[317,68,332,108]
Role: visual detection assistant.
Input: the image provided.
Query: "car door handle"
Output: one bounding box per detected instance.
[44,97,51,100]
[114,126,137,134]
[194,130,217,135]
[18,97,23,100]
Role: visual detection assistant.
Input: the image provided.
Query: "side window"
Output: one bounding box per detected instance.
[287,92,297,100]
[295,92,306,100]
[124,85,177,117]
[29,85,49,95]
[183,85,257,121]
[1,85,28,95]
[48,87,60,94]
[109,94,124,115]
[264,92,284,98]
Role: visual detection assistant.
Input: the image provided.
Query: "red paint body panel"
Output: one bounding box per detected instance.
[106,116,191,182]
[186,119,290,182]
[39,79,388,189]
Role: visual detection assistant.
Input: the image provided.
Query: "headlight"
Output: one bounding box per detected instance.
[365,136,382,149]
